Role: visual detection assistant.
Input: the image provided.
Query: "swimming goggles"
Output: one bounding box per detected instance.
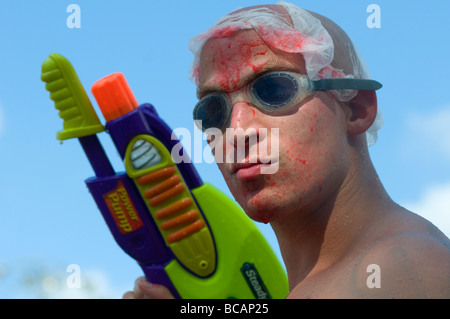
[193,71,382,132]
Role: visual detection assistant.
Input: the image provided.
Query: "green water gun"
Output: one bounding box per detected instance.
[41,53,288,299]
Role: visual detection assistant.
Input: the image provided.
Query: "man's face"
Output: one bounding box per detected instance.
[197,29,350,224]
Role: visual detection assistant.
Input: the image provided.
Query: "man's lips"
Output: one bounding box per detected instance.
[232,162,261,174]
[232,160,273,179]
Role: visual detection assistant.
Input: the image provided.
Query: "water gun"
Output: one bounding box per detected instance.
[40,53,288,299]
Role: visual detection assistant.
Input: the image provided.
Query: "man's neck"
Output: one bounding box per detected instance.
[270,154,394,292]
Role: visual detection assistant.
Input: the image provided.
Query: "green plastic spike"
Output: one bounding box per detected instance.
[41,53,104,140]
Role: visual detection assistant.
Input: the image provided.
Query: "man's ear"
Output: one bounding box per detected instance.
[346,90,378,136]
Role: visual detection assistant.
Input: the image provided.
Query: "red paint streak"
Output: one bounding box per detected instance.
[317,65,346,79]
[249,56,265,74]
[192,65,200,85]
[250,107,256,117]
[211,41,268,91]
[256,25,308,53]
[208,25,241,39]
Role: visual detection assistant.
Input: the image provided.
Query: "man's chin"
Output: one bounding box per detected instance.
[242,199,278,225]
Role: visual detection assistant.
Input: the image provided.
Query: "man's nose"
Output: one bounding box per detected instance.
[226,97,260,150]
[228,100,255,127]
[227,87,255,125]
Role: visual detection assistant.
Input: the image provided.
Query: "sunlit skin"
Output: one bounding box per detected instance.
[197,28,385,293]
[199,29,450,297]
[124,5,450,299]
[198,29,350,227]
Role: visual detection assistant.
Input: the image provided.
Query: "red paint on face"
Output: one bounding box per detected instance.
[208,40,269,91]
[199,29,349,226]
[254,51,267,56]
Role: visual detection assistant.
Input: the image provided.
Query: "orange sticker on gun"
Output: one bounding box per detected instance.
[104,180,143,234]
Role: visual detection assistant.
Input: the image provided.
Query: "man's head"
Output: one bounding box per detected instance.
[189,2,381,224]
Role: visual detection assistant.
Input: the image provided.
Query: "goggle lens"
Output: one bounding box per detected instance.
[193,93,231,132]
[251,72,298,109]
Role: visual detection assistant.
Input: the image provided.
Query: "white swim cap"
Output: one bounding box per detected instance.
[189,1,382,146]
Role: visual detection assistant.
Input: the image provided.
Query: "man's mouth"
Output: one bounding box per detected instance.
[232,158,276,179]
[232,162,257,173]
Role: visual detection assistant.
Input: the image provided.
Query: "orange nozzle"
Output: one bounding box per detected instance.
[91,72,139,122]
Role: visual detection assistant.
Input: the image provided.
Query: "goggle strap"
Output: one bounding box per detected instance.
[313,78,383,91]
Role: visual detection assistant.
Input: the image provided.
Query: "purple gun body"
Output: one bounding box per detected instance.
[81,104,206,298]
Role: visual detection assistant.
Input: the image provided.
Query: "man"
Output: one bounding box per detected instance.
[124,2,450,299]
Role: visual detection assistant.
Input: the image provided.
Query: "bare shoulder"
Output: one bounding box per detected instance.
[350,224,450,298]
[288,208,450,299]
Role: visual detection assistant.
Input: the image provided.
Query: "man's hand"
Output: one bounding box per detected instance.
[122,277,175,299]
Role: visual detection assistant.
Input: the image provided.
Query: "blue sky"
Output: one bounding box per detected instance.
[1,0,449,298]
